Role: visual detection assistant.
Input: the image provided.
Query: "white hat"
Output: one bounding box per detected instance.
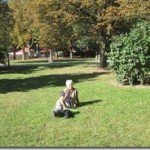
[66,80,73,87]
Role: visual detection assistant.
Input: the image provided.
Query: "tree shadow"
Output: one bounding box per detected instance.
[78,99,102,107]
[0,63,79,74]
[14,59,48,64]
[0,72,109,94]
[0,59,98,74]
[0,65,43,74]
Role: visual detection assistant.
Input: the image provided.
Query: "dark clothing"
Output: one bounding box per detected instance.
[52,88,80,118]
[52,109,74,118]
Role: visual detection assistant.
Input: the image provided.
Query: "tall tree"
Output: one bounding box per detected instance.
[60,0,150,67]
[9,0,40,60]
[8,0,150,66]
[0,0,11,66]
[37,0,75,58]
[33,0,150,66]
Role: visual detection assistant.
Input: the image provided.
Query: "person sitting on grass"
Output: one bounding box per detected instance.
[52,80,80,118]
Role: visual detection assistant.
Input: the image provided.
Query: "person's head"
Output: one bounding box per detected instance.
[66,80,73,90]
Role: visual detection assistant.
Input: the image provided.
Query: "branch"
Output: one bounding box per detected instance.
[67,1,97,24]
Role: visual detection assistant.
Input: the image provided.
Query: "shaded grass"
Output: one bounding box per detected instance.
[0,58,96,75]
[0,58,150,147]
[0,72,108,94]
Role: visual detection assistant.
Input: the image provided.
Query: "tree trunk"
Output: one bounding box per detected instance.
[99,40,107,68]
[28,47,32,58]
[7,52,10,68]
[48,50,53,63]
[99,50,107,68]
[95,52,98,59]
[36,44,39,57]
[55,51,58,59]
[70,50,73,59]
[13,51,16,60]
[22,47,26,60]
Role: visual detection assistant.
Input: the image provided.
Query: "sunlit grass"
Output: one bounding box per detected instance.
[0,58,150,147]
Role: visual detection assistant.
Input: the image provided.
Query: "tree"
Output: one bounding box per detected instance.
[8,0,150,66]
[9,0,40,60]
[37,0,76,59]
[60,0,150,67]
[0,0,11,66]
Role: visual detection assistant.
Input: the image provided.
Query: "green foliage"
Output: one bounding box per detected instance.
[0,49,6,64]
[9,0,40,49]
[109,21,150,85]
[3,0,150,65]
[76,36,91,49]
[0,0,11,65]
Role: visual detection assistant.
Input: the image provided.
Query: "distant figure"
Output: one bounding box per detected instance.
[52,80,80,118]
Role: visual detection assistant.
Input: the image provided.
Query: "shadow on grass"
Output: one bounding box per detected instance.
[14,58,92,63]
[79,99,102,107]
[14,59,48,64]
[0,72,109,94]
[0,59,97,74]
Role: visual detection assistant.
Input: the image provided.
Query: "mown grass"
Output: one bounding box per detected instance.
[0,58,150,147]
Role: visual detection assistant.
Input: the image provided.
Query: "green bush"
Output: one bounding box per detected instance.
[108,21,150,85]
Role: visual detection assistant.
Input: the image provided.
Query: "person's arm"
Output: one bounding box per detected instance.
[73,90,80,108]
[59,90,67,109]
[76,90,80,106]
[59,96,67,109]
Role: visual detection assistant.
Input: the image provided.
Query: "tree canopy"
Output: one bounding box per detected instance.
[0,0,149,67]
[0,0,12,65]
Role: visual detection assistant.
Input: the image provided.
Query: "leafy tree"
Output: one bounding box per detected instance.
[60,0,150,67]
[0,0,11,66]
[37,0,76,59]
[8,0,150,65]
[109,21,150,85]
[9,0,40,60]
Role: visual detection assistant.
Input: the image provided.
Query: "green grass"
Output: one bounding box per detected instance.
[0,58,150,147]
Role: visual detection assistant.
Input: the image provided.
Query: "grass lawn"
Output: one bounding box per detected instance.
[0,58,150,147]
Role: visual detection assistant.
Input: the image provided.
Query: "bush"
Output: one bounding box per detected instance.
[108,21,150,85]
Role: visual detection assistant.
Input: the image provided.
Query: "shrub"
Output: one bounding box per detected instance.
[108,21,150,85]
